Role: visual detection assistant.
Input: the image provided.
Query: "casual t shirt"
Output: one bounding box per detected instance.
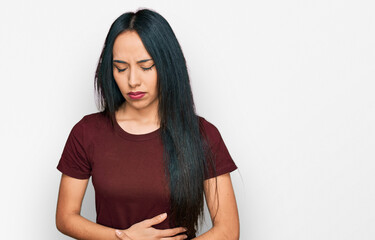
[56,112,237,235]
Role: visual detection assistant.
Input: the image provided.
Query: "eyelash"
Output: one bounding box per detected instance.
[115,64,155,73]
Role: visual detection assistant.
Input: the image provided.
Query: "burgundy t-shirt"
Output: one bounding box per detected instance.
[56,112,237,235]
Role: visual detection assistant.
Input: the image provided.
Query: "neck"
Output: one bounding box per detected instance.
[116,101,160,126]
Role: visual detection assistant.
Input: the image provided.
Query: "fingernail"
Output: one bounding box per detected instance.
[115,230,123,236]
[162,213,167,217]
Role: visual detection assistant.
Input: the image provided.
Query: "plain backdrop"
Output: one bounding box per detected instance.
[0,0,374,239]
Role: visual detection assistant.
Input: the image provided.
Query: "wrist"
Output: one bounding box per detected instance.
[115,229,132,240]
[123,229,133,240]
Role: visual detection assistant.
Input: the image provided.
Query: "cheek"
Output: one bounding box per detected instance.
[113,73,119,85]
[113,73,125,90]
[149,72,158,90]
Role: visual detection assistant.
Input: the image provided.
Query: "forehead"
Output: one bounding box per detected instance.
[112,30,151,60]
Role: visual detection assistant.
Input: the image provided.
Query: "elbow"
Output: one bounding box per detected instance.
[224,230,239,240]
[233,230,240,240]
[223,229,239,240]
[55,213,66,234]
[224,219,240,240]
[55,211,73,235]
[215,222,239,240]
[233,224,240,240]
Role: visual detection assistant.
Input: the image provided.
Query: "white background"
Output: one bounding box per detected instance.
[0,0,374,239]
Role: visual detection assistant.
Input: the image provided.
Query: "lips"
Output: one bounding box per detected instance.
[128,91,145,96]
[127,91,146,100]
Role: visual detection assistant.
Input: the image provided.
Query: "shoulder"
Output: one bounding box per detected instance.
[76,111,108,129]
[82,111,107,122]
[70,111,109,138]
[198,115,223,146]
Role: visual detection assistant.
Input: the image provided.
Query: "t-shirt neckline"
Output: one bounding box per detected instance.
[113,118,161,141]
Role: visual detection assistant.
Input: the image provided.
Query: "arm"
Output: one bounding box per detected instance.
[55,173,121,240]
[193,173,240,240]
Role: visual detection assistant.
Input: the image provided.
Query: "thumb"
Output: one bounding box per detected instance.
[147,212,168,226]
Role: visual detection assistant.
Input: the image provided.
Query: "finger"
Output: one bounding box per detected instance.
[161,234,188,240]
[158,227,188,237]
[143,212,168,226]
[174,235,188,240]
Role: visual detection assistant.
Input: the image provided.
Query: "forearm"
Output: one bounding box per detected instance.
[56,213,118,240]
[192,225,239,240]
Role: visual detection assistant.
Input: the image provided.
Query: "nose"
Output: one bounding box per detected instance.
[127,66,141,88]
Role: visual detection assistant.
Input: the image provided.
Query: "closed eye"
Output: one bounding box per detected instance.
[114,65,127,72]
[142,63,155,71]
[114,64,155,73]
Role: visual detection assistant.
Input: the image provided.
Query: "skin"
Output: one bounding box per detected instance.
[112,30,160,134]
[56,30,239,240]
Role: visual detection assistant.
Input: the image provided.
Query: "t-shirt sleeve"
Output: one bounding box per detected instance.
[201,118,238,180]
[56,117,92,179]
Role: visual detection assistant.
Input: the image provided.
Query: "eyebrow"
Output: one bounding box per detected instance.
[113,59,153,64]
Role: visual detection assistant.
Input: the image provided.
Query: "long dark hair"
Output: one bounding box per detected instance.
[94,8,218,238]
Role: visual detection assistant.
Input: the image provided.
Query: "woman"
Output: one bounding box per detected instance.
[56,8,239,240]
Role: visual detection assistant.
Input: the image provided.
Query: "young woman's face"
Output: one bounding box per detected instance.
[112,30,158,111]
